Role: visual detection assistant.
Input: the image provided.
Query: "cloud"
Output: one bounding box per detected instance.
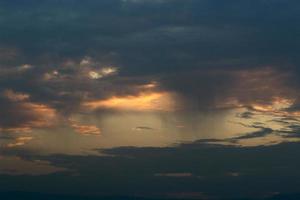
[3,89,30,102]
[5,141,299,199]
[88,67,118,80]
[6,136,33,148]
[1,2,300,199]
[70,121,101,136]
[83,91,176,112]
[154,172,193,177]
[133,126,155,131]
[0,156,66,175]
[0,0,300,135]
[0,47,19,63]
[232,128,273,140]
[0,90,58,133]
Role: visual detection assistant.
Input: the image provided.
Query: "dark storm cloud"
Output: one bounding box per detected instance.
[231,128,273,140]
[1,0,300,128]
[1,0,300,70]
[2,141,300,199]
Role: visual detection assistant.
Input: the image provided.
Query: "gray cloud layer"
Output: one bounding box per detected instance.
[2,141,300,199]
[1,0,300,129]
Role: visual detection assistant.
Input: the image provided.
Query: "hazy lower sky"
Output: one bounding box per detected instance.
[1,1,300,199]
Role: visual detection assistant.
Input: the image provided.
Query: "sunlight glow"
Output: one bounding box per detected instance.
[251,97,294,112]
[83,92,176,111]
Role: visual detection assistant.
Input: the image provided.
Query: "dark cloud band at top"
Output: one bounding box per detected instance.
[0,0,300,131]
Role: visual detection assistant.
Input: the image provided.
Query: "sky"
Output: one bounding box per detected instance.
[1,0,300,199]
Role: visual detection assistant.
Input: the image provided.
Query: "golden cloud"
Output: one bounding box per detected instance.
[70,121,101,136]
[6,136,33,148]
[83,92,176,112]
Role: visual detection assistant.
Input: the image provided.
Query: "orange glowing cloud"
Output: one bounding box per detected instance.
[247,97,300,119]
[251,97,294,112]
[0,103,57,133]
[70,121,101,136]
[212,67,297,112]
[0,89,58,133]
[0,127,32,134]
[3,90,30,102]
[83,92,176,112]
[6,136,33,148]
[23,103,57,128]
